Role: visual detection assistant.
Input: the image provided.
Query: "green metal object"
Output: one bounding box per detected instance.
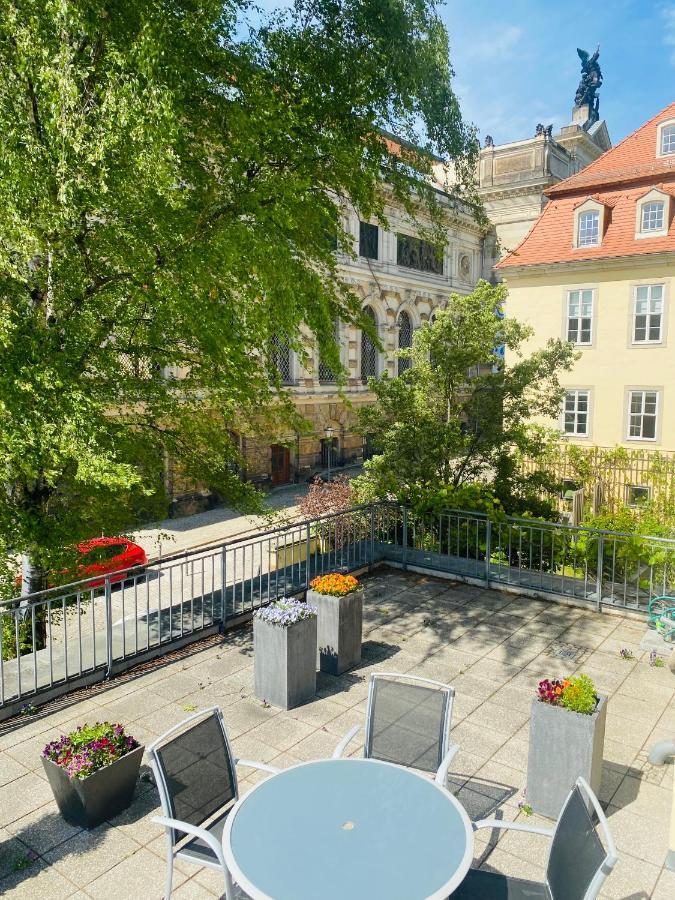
[648,596,675,642]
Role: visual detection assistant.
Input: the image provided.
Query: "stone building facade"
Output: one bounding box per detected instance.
[237,187,493,490]
[478,107,611,259]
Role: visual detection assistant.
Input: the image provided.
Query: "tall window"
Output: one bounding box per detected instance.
[318,321,339,382]
[633,285,663,343]
[360,306,378,383]
[270,335,293,384]
[577,210,599,247]
[397,311,413,375]
[641,201,665,233]
[359,222,379,260]
[563,390,589,436]
[628,390,658,440]
[396,234,443,275]
[661,124,675,155]
[566,289,593,344]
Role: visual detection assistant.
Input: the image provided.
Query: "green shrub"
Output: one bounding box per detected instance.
[561,674,597,715]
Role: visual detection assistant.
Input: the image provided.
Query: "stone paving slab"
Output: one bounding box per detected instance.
[0,568,673,898]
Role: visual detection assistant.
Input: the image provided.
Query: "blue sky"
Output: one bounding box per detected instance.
[249,1,675,147]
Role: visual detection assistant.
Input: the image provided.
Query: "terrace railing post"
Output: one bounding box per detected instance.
[104,576,113,678]
[402,506,408,571]
[485,519,492,587]
[220,547,227,625]
[306,522,312,587]
[596,532,604,612]
[369,505,375,570]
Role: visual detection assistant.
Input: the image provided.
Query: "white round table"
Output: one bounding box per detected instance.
[223,758,474,900]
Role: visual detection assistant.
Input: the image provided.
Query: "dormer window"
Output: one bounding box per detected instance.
[657,120,675,157]
[578,211,599,246]
[573,198,606,249]
[660,124,675,155]
[635,188,670,239]
[641,201,664,232]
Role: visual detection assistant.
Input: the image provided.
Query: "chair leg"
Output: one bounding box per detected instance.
[164,835,174,899]
[223,863,235,900]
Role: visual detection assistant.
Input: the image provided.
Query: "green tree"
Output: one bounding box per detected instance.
[354,281,577,513]
[0,0,477,594]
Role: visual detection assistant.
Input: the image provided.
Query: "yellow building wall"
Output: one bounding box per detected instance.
[502,260,675,450]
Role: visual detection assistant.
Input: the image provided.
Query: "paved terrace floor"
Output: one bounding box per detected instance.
[0,568,673,900]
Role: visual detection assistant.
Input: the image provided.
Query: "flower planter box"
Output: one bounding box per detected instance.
[254,614,317,710]
[527,694,607,819]
[42,744,144,829]
[308,587,363,675]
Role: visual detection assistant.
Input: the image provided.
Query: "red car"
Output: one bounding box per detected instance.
[75,537,148,588]
[16,537,148,592]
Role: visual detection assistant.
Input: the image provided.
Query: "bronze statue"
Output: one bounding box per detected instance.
[575,46,602,124]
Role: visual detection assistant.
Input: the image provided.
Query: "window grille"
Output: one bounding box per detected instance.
[661,124,675,155]
[628,390,658,440]
[577,211,599,246]
[270,335,293,384]
[633,285,663,343]
[566,290,593,344]
[641,202,665,232]
[318,320,339,382]
[397,311,413,375]
[563,390,589,436]
[360,307,378,383]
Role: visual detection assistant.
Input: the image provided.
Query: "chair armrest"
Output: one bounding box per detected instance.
[332,724,362,759]
[434,743,461,785]
[473,818,555,838]
[152,815,228,866]
[234,758,281,775]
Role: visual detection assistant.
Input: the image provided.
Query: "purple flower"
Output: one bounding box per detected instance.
[255,598,318,627]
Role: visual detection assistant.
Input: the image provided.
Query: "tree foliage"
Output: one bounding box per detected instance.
[0,0,477,588]
[354,281,577,513]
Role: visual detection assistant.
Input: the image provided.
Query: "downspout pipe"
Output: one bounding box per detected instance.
[648,739,675,871]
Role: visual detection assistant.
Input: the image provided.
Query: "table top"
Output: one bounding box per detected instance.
[223,758,474,900]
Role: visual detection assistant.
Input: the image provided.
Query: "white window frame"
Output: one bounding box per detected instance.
[577,210,599,246]
[625,484,651,508]
[632,284,664,344]
[562,389,590,437]
[566,289,594,345]
[573,198,605,250]
[635,188,670,239]
[656,119,675,157]
[626,389,659,442]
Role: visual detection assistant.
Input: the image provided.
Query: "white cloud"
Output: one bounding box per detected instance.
[662,3,675,65]
[459,24,524,62]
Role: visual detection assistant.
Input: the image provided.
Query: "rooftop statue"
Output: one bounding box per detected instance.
[574,46,602,125]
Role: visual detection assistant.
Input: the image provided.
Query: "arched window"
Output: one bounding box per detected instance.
[270,335,293,384]
[318,320,340,383]
[397,310,413,375]
[360,306,378,383]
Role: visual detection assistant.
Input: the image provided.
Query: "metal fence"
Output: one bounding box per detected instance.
[1,502,673,717]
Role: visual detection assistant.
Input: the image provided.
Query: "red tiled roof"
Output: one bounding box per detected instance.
[498,103,675,269]
[546,102,675,196]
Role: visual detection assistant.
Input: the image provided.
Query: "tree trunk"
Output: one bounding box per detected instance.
[20,553,48,651]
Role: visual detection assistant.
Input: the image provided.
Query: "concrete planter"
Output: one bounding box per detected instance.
[308,588,363,676]
[527,694,607,819]
[42,745,144,829]
[254,614,317,710]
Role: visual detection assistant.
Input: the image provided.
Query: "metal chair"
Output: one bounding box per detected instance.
[332,672,459,785]
[148,707,280,900]
[453,777,618,899]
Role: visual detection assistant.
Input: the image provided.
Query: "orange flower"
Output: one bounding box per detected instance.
[310,573,359,596]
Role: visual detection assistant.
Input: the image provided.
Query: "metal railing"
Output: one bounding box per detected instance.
[2,502,673,717]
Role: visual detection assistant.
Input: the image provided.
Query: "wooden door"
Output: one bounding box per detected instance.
[271,444,291,486]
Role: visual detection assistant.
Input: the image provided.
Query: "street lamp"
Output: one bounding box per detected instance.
[324,425,334,481]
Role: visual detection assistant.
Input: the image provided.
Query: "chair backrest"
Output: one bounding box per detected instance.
[547,778,618,900]
[148,708,238,840]
[364,673,454,774]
